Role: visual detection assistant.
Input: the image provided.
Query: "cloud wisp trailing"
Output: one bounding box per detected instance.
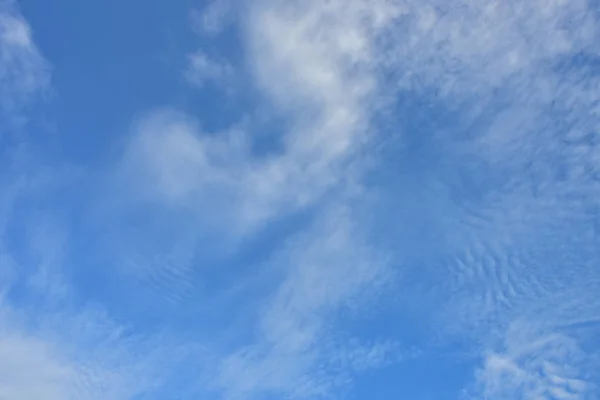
[466,322,596,399]
[0,1,49,123]
[212,207,394,399]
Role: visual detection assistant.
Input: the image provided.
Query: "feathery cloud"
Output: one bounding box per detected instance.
[185,50,233,88]
[0,1,49,120]
[467,322,597,399]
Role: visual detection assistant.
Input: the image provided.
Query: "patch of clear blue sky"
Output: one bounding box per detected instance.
[20,0,244,165]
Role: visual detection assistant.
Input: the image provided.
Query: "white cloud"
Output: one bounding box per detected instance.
[0,4,209,400]
[116,8,405,394]
[344,0,600,326]
[391,0,600,329]
[212,206,395,399]
[0,304,165,400]
[0,173,204,400]
[190,0,232,36]
[0,331,78,400]
[0,178,163,400]
[382,0,597,98]
[0,1,49,118]
[125,0,401,231]
[246,0,399,152]
[0,160,83,300]
[185,50,233,88]
[379,3,600,397]
[119,109,249,226]
[115,0,600,398]
[467,322,597,400]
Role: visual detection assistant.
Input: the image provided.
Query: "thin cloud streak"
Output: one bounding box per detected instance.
[213,206,394,399]
[0,1,49,120]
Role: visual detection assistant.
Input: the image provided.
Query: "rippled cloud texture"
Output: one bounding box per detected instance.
[1,0,600,399]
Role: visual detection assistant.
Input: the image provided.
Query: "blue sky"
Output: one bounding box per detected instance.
[1,0,600,399]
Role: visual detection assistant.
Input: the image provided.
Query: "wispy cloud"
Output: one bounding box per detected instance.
[0,1,49,120]
[0,328,109,400]
[0,1,53,296]
[466,322,597,399]
[0,300,180,400]
[393,0,600,332]
[0,6,169,399]
[213,206,395,399]
[361,0,600,396]
[123,0,401,230]
[190,0,232,36]
[118,0,600,398]
[15,0,598,399]
[116,0,405,398]
[383,0,597,98]
[0,173,163,399]
[185,50,233,88]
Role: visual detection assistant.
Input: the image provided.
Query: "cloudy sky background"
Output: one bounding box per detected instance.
[1,0,600,398]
